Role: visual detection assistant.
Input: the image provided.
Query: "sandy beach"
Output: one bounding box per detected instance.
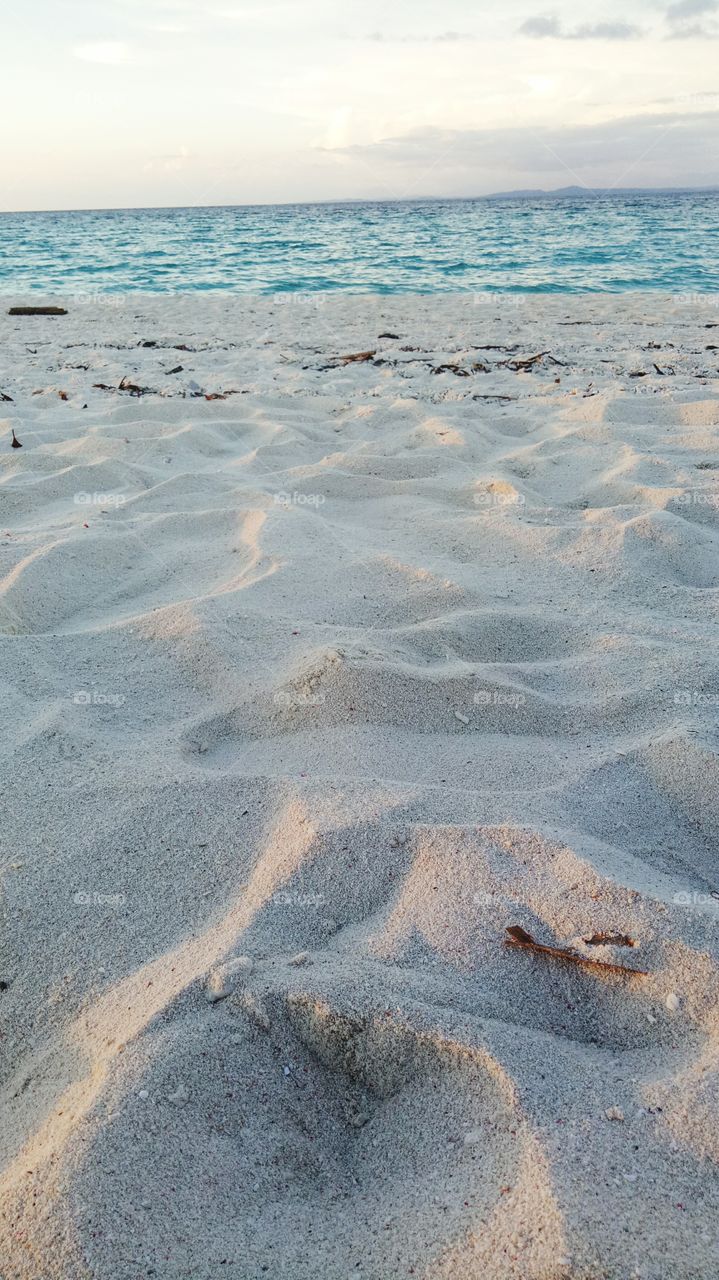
[1,292,719,1279]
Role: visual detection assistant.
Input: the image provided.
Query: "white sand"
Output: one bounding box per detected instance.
[1,293,718,1279]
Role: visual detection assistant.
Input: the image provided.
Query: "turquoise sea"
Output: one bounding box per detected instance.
[0,194,717,294]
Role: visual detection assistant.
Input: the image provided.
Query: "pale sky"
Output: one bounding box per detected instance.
[1,0,717,210]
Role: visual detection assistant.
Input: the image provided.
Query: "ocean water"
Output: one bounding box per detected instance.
[0,194,717,294]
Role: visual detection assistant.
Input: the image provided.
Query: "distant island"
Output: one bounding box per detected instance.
[484,184,719,199]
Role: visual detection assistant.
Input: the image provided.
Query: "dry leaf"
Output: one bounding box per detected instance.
[118,377,152,396]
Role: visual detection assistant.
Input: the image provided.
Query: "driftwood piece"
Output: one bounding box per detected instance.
[504,925,647,977]
[9,306,68,316]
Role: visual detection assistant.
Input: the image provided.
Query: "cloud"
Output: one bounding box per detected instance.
[668,21,719,33]
[572,21,643,37]
[323,111,719,194]
[518,15,561,36]
[666,0,716,18]
[72,41,136,65]
[652,89,719,104]
[665,0,719,35]
[519,14,642,38]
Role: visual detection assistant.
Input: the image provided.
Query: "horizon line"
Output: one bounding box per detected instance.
[2,185,719,217]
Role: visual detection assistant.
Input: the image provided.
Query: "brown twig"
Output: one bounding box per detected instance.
[499,352,567,372]
[504,925,647,977]
[432,363,470,377]
[337,350,377,364]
